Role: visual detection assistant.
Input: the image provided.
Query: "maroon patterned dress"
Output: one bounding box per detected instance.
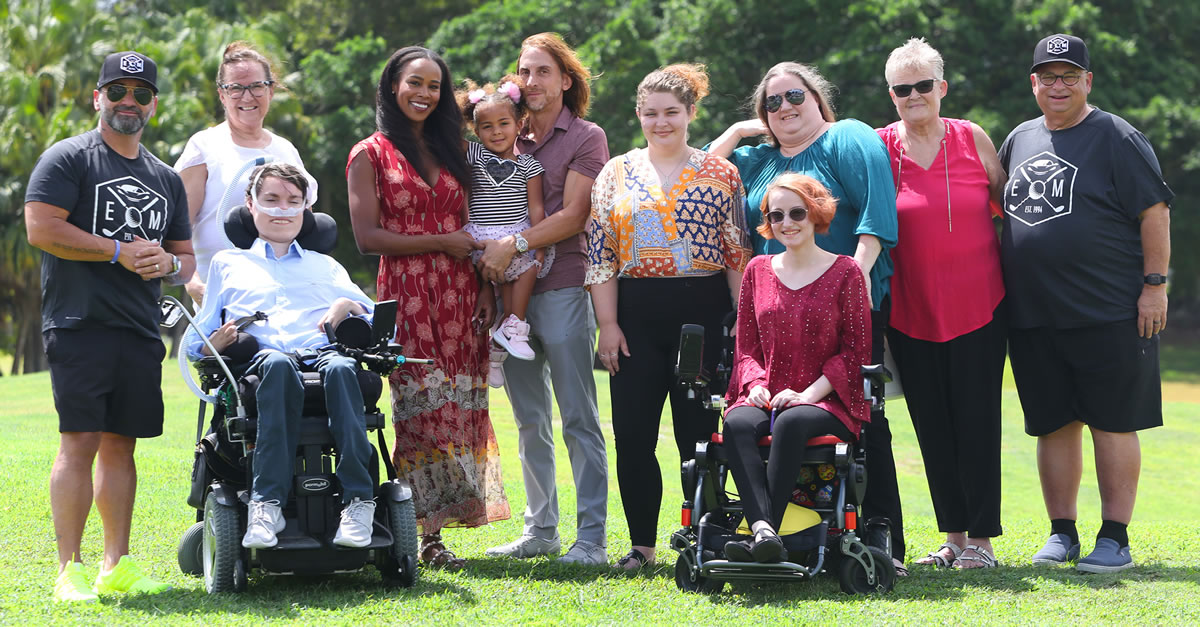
[348,132,509,530]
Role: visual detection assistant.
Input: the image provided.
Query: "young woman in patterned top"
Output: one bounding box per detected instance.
[586,63,751,570]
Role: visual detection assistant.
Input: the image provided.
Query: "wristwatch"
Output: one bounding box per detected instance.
[1144,273,1167,286]
[166,254,182,278]
[514,232,529,254]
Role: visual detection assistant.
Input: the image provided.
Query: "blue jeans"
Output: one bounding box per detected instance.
[249,350,373,505]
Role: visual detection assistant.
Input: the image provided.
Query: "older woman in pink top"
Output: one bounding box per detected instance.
[876,38,1008,570]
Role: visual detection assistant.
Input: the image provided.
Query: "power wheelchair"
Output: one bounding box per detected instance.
[669,321,896,595]
[162,206,428,593]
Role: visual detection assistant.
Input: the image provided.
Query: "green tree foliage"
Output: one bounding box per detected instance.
[2,0,1198,372]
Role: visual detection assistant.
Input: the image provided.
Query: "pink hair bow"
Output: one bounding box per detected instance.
[468,88,486,104]
[498,81,521,104]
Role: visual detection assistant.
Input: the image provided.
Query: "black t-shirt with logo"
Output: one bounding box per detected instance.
[26,129,190,339]
[998,108,1173,329]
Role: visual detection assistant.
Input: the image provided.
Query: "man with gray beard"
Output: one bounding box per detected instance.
[25,51,194,602]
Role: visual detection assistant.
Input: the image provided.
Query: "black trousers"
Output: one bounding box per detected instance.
[611,275,729,547]
[886,305,1007,538]
[723,404,852,528]
[861,298,907,560]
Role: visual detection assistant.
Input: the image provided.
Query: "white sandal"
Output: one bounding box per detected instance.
[914,541,964,568]
[953,544,998,569]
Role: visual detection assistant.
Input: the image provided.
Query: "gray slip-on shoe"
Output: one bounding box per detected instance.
[1077,538,1133,574]
[1031,533,1080,566]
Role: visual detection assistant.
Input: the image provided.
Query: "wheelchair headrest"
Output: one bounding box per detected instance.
[224,205,338,254]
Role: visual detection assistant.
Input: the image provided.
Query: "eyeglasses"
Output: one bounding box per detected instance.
[764,89,806,113]
[105,84,154,106]
[1037,72,1083,87]
[890,79,936,98]
[219,80,274,98]
[765,207,809,224]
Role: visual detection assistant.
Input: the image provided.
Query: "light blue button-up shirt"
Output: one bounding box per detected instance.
[186,239,374,359]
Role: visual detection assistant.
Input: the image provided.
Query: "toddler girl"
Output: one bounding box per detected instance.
[458,77,553,386]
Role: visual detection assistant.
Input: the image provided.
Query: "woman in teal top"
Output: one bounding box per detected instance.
[708,61,905,573]
[707,62,897,309]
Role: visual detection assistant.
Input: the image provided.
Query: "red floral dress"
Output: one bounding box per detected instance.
[348,132,509,530]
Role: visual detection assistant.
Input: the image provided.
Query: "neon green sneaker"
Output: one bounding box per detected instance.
[94,556,171,595]
[54,562,99,603]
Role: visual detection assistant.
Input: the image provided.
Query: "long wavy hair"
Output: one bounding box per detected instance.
[375,46,470,193]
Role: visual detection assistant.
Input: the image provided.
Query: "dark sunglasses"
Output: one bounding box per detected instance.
[766,207,809,224]
[764,89,806,113]
[891,79,936,98]
[105,84,154,106]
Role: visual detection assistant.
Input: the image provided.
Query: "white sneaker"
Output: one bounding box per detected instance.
[485,534,561,559]
[488,349,507,388]
[557,540,607,565]
[243,500,285,549]
[333,497,376,548]
[492,315,535,360]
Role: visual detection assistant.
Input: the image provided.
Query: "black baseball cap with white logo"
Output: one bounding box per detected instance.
[97,51,159,93]
[1031,34,1090,72]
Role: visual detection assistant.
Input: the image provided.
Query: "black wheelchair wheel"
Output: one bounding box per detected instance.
[178,521,204,576]
[674,554,723,594]
[838,546,895,595]
[382,497,419,587]
[202,493,247,593]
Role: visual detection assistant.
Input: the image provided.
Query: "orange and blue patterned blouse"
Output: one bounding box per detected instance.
[586,147,751,285]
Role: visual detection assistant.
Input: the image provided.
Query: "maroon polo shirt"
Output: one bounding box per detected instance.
[515,106,609,294]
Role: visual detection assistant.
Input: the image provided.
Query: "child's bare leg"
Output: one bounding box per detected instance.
[508,267,537,320]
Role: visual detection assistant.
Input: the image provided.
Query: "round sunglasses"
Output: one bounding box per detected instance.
[890,79,936,98]
[764,88,806,113]
[765,207,809,224]
[105,84,154,106]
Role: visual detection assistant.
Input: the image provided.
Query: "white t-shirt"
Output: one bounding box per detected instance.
[174,121,317,281]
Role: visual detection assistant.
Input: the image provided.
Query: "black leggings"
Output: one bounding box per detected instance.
[723,404,852,529]
[611,275,728,547]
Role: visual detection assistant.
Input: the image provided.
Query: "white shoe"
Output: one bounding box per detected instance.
[485,534,561,558]
[488,349,507,388]
[556,540,607,565]
[243,500,284,548]
[333,497,376,548]
[492,314,535,360]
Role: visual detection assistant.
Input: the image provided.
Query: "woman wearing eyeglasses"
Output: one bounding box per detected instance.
[175,41,316,305]
[875,38,1008,570]
[721,173,871,563]
[708,61,905,572]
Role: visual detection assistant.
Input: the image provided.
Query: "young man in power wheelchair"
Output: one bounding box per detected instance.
[670,173,896,595]
[175,163,420,592]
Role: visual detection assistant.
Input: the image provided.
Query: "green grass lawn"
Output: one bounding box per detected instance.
[2,356,1200,624]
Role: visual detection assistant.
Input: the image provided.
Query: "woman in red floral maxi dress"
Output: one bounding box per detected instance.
[347,47,508,570]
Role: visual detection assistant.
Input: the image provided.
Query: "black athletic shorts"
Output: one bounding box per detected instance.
[44,327,166,438]
[1008,319,1162,436]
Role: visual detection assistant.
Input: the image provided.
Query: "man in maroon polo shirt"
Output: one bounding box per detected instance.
[477,33,610,566]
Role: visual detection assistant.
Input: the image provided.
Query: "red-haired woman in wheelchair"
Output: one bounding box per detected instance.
[722,173,872,563]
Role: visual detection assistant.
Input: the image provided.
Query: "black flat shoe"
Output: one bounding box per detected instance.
[751,531,786,563]
[723,538,754,562]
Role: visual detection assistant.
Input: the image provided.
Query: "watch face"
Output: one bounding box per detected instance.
[1145,274,1167,285]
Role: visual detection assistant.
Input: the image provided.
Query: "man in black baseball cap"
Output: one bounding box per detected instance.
[26,48,193,602]
[995,33,1172,575]
[97,51,159,92]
